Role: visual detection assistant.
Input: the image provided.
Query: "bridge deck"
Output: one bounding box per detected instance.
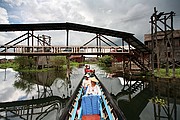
[0,45,130,56]
[0,22,151,53]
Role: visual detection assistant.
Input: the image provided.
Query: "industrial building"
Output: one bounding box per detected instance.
[144,30,180,66]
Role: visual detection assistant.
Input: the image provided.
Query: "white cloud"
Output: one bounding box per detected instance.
[8,14,21,21]
[0,0,179,45]
[3,0,24,7]
[0,7,9,23]
[0,7,10,47]
[18,0,87,23]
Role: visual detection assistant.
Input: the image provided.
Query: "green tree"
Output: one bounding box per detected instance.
[13,72,35,94]
[50,56,66,70]
[98,55,113,67]
[14,56,35,69]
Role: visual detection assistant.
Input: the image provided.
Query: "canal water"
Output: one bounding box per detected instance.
[0,65,179,120]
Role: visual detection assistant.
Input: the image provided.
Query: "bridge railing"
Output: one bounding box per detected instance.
[0,45,130,54]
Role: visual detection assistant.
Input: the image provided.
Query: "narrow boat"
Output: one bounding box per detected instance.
[60,72,126,120]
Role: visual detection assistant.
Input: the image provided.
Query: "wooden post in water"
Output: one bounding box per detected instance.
[122,38,125,74]
[150,7,175,77]
[66,55,70,81]
[151,15,154,76]
[154,7,160,76]
[167,81,170,119]
[66,28,70,81]
[174,93,177,120]
[152,78,157,120]
[171,13,175,78]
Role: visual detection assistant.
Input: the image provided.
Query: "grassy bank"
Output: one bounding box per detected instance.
[0,61,84,72]
[154,68,180,78]
[0,62,18,69]
[0,62,57,72]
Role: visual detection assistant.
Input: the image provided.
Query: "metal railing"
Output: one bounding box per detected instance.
[0,45,130,55]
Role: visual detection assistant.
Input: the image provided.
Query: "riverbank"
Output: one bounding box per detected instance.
[100,63,180,78]
[0,61,84,72]
[0,62,18,69]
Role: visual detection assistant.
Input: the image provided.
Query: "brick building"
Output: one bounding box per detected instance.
[69,55,85,62]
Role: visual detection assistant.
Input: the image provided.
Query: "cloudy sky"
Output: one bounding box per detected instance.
[0,0,180,46]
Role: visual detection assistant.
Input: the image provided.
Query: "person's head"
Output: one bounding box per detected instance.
[84,74,90,80]
[91,81,96,86]
[89,77,98,86]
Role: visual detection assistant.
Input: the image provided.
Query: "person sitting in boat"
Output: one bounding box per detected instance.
[84,65,90,73]
[82,74,91,94]
[86,77,101,95]
[91,69,95,74]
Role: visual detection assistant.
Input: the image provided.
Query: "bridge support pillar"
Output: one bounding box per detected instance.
[66,55,70,81]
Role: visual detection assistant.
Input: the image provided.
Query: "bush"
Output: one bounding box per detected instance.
[14,56,35,69]
[98,55,113,67]
[50,56,66,70]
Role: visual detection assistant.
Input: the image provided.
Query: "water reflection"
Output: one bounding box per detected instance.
[13,70,66,99]
[150,78,180,120]
[0,68,82,120]
[107,76,180,120]
[96,68,179,120]
[113,79,152,120]
[0,96,67,120]
[0,66,179,120]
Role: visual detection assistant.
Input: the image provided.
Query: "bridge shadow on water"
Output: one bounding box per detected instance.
[117,87,153,120]
[109,77,180,120]
[0,96,69,120]
[103,76,152,120]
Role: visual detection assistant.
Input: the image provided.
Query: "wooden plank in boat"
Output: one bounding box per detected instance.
[82,114,100,120]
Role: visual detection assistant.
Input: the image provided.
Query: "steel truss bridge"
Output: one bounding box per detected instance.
[0,22,151,71]
[0,45,130,56]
